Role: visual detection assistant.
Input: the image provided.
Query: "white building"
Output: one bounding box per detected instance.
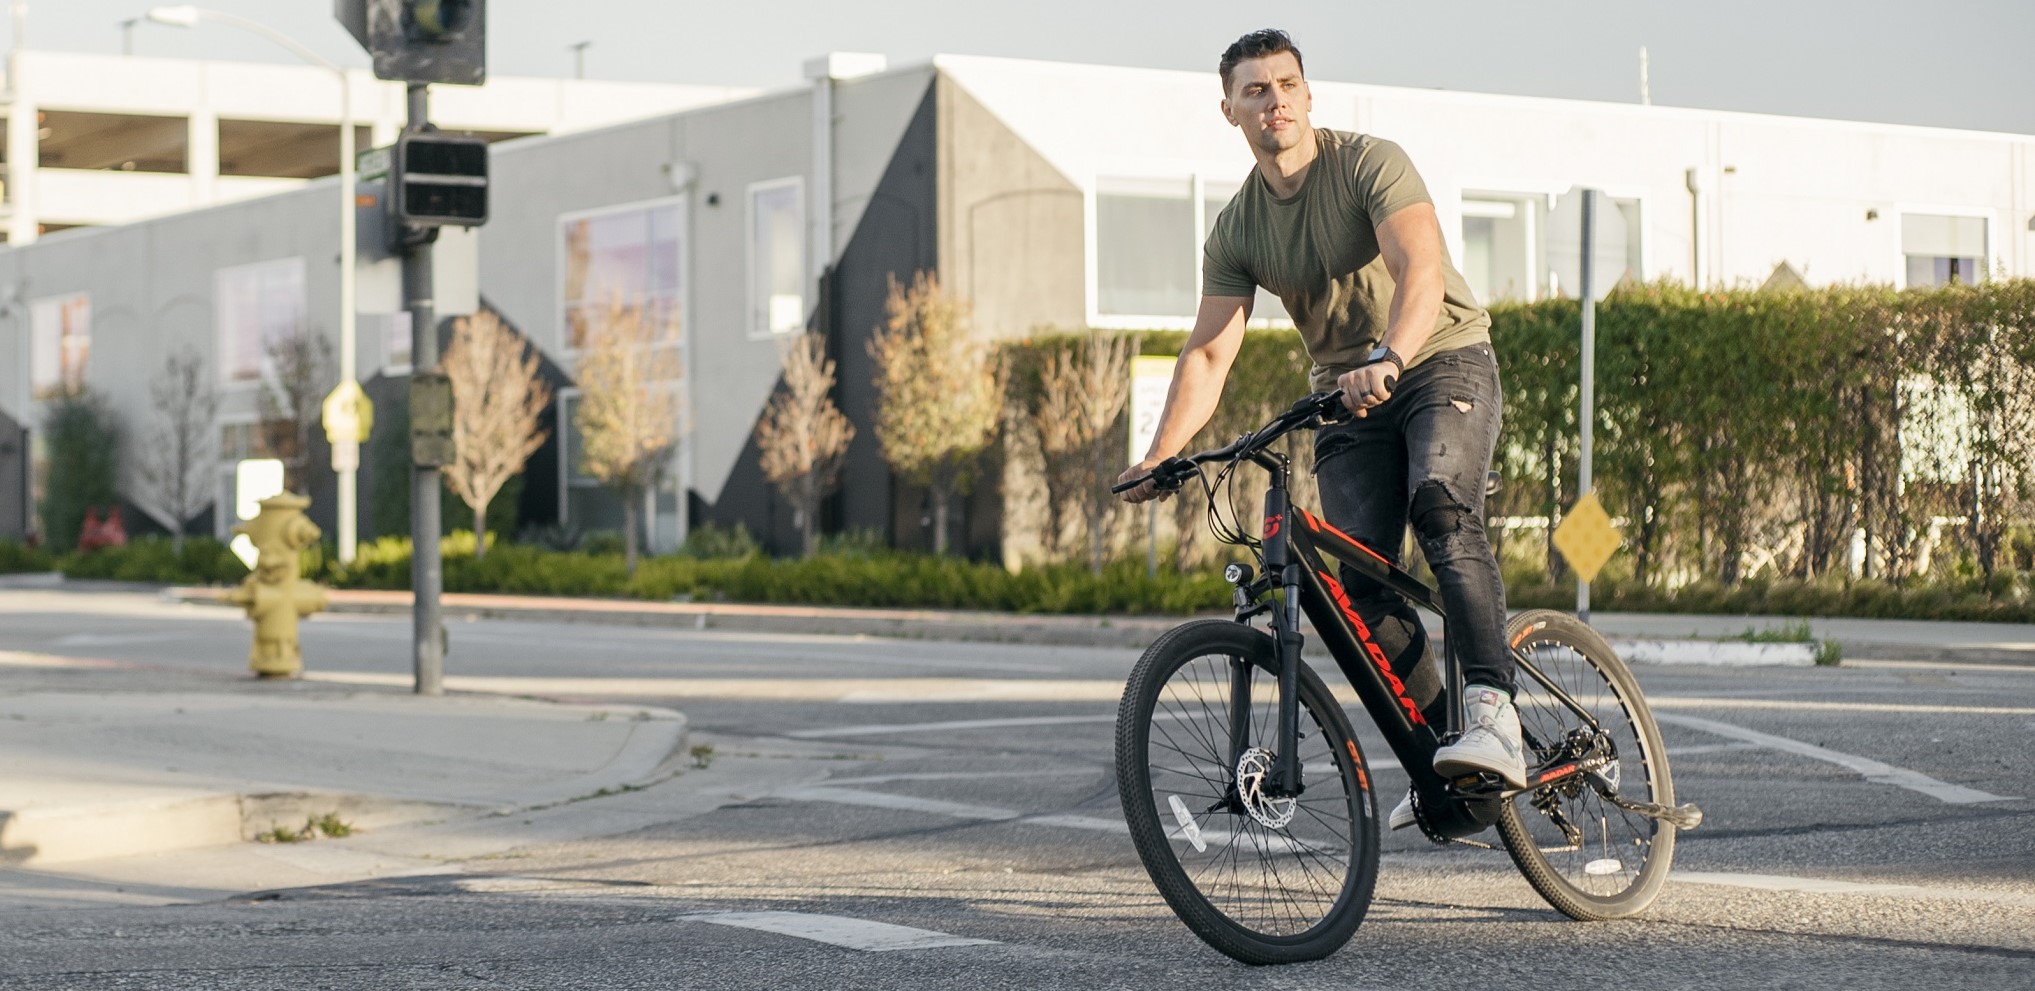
[1,52,2029,553]
[1,49,751,242]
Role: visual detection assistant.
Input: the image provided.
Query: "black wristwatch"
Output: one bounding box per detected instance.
[1365,345,1405,376]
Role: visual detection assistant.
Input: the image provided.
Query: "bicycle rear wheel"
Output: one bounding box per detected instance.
[1116,620,1379,964]
[1497,609,1677,919]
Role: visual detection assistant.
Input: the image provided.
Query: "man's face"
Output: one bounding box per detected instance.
[1222,52,1312,154]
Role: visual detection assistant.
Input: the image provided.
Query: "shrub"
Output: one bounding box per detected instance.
[39,391,122,554]
[0,540,56,574]
[681,521,761,560]
[59,536,246,585]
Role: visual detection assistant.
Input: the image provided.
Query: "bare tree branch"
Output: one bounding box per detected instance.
[443,311,552,560]
[574,297,684,575]
[756,333,855,558]
[867,272,1002,555]
[140,347,219,556]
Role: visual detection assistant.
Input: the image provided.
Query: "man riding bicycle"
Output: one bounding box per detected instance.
[1116,28,1522,827]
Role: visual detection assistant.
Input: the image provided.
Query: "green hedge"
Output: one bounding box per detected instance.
[56,536,250,585]
[322,536,1232,615]
[0,540,57,574]
[1007,282,2035,596]
[1490,281,2035,587]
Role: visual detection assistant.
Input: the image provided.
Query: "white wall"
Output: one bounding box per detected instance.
[939,55,2035,297]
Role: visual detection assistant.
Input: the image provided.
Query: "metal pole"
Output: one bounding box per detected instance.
[406,82,444,696]
[1577,188,1597,622]
[337,68,358,563]
[1146,502,1157,578]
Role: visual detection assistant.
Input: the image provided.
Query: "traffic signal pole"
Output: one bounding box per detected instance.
[406,81,445,696]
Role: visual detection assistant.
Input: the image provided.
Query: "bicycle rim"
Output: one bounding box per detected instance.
[1118,622,1377,962]
[1497,610,1675,918]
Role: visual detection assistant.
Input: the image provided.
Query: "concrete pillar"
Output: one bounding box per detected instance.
[188,105,218,206]
[6,93,36,245]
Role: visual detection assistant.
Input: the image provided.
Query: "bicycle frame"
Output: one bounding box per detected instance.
[1237,449,1606,809]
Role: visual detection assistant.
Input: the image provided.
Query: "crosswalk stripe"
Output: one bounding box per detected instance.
[686,911,996,951]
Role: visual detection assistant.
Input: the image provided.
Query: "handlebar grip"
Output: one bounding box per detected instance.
[1109,476,1147,495]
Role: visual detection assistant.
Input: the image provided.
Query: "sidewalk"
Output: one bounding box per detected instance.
[0,660,688,869]
[162,585,2035,665]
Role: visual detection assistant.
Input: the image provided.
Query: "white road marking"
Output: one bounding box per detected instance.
[774,787,1020,821]
[787,713,1123,738]
[1673,871,2035,909]
[1652,696,2035,716]
[821,770,1071,786]
[1848,659,2035,675]
[1025,813,1130,833]
[685,911,995,951]
[1655,712,2019,804]
[1668,741,1764,757]
[48,632,198,647]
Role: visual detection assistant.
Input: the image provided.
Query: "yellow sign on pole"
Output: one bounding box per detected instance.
[321,380,375,445]
[1552,491,1621,583]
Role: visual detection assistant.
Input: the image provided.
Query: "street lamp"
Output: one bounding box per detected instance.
[145,5,362,564]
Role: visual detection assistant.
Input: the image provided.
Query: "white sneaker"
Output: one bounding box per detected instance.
[1388,789,1417,831]
[1432,684,1528,790]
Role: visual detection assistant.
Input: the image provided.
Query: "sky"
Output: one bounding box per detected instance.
[15,1,2035,135]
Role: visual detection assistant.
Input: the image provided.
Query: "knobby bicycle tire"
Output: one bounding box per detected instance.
[1115,620,1381,964]
[1496,609,1678,919]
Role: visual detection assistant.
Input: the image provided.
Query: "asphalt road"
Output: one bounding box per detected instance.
[3,589,2032,989]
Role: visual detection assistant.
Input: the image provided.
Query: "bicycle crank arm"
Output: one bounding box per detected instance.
[1585,771,1705,829]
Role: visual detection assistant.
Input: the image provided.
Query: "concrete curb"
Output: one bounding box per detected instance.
[162,586,2034,667]
[165,586,1176,649]
[1613,639,1817,667]
[0,571,64,589]
[0,701,687,867]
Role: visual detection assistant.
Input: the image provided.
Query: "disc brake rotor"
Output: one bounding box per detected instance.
[1234,747,1298,829]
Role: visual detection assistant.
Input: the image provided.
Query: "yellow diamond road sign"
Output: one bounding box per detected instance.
[1552,491,1621,583]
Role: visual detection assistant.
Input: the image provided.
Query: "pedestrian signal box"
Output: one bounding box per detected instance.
[394,131,488,228]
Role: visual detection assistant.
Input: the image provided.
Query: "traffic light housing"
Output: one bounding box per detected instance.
[393,131,488,228]
[336,0,486,86]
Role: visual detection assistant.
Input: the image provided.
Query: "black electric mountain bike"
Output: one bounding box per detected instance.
[1111,389,1703,965]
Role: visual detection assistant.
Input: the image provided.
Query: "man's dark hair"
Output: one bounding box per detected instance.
[1219,29,1304,94]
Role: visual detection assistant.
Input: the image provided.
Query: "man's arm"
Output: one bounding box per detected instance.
[1115,294,1252,503]
[1338,201,1449,416]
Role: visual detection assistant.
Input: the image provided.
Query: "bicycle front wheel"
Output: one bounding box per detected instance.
[1497,609,1678,919]
[1115,620,1379,965]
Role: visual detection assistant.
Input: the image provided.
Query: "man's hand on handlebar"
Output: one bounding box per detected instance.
[1115,457,1173,504]
[1337,362,1398,418]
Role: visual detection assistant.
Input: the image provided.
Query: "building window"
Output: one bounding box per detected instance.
[29,292,91,399]
[1543,192,1645,299]
[561,199,684,350]
[1902,214,1986,288]
[1202,181,1290,323]
[749,178,806,336]
[1097,177,1197,318]
[214,258,306,383]
[1461,195,1538,303]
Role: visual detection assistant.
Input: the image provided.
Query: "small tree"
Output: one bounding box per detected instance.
[868,272,1002,555]
[443,311,551,560]
[1032,333,1135,572]
[755,333,855,558]
[575,298,683,575]
[40,390,122,554]
[258,330,334,493]
[139,347,218,555]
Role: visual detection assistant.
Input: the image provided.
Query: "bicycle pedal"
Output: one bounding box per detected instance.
[1445,771,1508,797]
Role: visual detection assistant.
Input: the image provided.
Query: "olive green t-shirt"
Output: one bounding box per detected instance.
[1203,129,1491,392]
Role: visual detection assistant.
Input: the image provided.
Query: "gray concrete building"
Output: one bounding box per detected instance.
[4,52,2030,558]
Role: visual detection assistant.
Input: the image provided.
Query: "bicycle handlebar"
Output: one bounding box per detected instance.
[1110,389,1351,494]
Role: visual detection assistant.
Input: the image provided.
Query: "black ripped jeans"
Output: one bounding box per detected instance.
[1314,343,1512,707]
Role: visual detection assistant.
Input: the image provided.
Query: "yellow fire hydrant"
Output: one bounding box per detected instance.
[221,493,329,678]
